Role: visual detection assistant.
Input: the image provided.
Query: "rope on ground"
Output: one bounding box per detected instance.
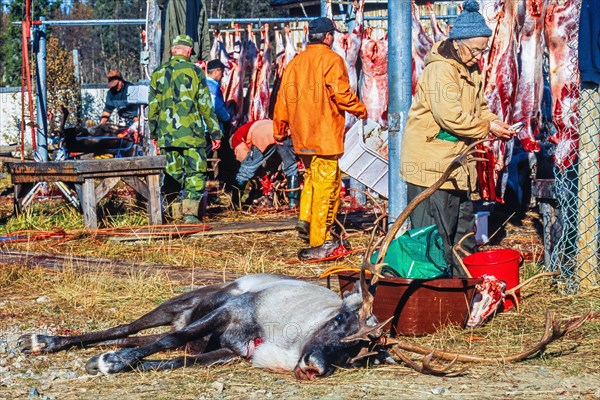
[0,224,213,246]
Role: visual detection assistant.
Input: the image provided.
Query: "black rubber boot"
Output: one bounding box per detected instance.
[287,175,300,209]
[296,220,310,242]
[298,239,349,261]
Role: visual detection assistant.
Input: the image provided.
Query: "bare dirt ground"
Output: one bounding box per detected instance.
[0,193,599,400]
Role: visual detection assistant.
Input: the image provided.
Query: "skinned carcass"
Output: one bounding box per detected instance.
[544,0,581,169]
[19,273,389,379]
[512,0,546,153]
[359,27,388,129]
[211,30,235,108]
[269,25,301,119]
[328,0,364,95]
[218,30,234,90]
[249,24,273,122]
[285,25,298,66]
[269,26,287,118]
[477,0,524,203]
[225,25,249,127]
[326,0,365,128]
[210,29,221,61]
[411,2,434,95]
[243,25,260,121]
[427,2,448,42]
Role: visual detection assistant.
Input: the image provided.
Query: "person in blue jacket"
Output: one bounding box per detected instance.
[206,59,238,190]
[206,59,231,128]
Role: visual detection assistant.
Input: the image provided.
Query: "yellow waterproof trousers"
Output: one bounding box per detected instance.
[299,155,341,247]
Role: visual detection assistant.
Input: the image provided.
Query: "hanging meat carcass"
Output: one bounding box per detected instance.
[325,0,364,128]
[210,29,232,66]
[411,1,434,95]
[328,0,364,95]
[359,27,388,129]
[224,30,234,55]
[285,26,298,66]
[210,30,234,96]
[512,0,547,153]
[544,0,581,170]
[273,26,285,72]
[243,25,259,122]
[269,27,286,118]
[270,26,298,118]
[482,0,523,122]
[477,0,503,73]
[225,25,248,127]
[427,2,448,42]
[249,24,273,122]
[476,0,523,203]
[302,24,308,51]
[210,29,221,61]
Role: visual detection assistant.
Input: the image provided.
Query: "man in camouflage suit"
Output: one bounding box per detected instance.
[149,34,222,223]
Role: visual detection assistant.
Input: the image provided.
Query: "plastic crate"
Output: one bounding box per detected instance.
[339,119,388,198]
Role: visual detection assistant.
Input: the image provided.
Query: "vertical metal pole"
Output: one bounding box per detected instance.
[387,0,411,222]
[446,4,458,27]
[148,0,161,73]
[34,16,48,162]
[320,0,327,17]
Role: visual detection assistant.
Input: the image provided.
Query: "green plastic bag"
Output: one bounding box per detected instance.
[371,225,449,279]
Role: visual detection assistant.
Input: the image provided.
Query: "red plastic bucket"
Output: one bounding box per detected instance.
[463,249,522,311]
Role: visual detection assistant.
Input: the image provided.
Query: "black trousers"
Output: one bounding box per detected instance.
[406,183,476,277]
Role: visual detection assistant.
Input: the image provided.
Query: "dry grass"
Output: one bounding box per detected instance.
[1,200,599,399]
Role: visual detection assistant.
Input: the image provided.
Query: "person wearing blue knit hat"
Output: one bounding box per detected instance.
[400,0,516,276]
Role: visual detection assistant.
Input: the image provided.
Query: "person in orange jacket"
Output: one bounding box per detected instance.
[273,17,368,261]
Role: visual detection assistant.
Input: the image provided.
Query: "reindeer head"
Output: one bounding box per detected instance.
[293,232,393,380]
[294,286,382,380]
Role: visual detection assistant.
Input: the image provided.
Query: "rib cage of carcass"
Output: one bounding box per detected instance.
[208,0,581,200]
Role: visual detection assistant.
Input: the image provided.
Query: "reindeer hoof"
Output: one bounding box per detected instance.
[86,350,138,375]
[18,334,52,354]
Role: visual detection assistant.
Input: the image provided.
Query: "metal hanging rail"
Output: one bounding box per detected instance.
[13,13,456,28]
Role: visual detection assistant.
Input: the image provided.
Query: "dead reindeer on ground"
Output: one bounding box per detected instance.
[57,106,138,158]
[19,273,393,379]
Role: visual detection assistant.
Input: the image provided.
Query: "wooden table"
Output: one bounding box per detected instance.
[7,156,166,229]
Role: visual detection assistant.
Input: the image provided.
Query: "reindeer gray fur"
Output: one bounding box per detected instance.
[19,274,385,379]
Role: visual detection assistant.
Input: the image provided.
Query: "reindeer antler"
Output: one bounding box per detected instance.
[387,309,597,364]
[391,347,467,377]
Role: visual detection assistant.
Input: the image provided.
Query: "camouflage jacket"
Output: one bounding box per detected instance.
[148,55,222,148]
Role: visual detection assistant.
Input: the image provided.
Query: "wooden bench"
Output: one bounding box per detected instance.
[7,156,166,229]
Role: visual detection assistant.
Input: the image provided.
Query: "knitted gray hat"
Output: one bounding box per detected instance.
[449,0,492,40]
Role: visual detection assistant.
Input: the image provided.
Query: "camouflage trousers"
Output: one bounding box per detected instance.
[162,147,207,201]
